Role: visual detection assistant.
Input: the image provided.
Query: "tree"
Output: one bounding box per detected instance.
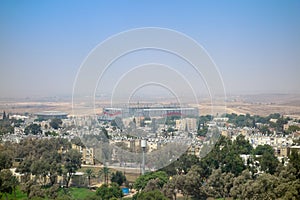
[46,184,60,199]
[259,151,279,174]
[63,149,82,188]
[274,165,300,199]
[252,144,274,155]
[24,123,42,135]
[160,153,199,176]
[230,169,253,199]
[137,189,168,200]
[205,169,234,199]
[0,151,13,170]
[0,118,14,135]
[101,127,109,140]
[232,135,253,154]
[71,137,85,147]
[10,176,19,198]
[253,145,278,174]
[182,165,207,200]
[289,149,300,179]
[197,125,208,137]
[21,179,34,198]
[0,169,15,200]
[99,166,111,185]
[222,151,245,176]
[162,175,183,200]
[16,158,33,182]
[49,118,62,129]
[30,159,49,186]
[96,183,123,199]
[143,178,161,192]
[111,170,127,186]
[86,168,93,189]
[241,173,278,199]
[134,171,168,191]
[286,125,300,134]
[28,185,45,199]
[2,111,6,120]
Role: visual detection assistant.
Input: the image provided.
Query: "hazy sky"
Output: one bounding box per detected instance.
[0,0,300,99]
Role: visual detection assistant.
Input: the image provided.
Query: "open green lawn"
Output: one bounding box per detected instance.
[1,187,27,200]
[1,186,96,200]
[62,187,96,200]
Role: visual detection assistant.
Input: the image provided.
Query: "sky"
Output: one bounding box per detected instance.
[0,0,300,99]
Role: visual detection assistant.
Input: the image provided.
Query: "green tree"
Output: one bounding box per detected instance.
[181,165,207,200]
[230,169,253,199]
[111,170,127,186]
[252,144,274,155]
[134,171,168,191]
[259,125,271,135]
[259,151,279,174]
[49,118,63,129]
[143,178,162,192]
[137,189,168,200]
[96,183,123,199]
[242,173,278,199]
[2,111,6,120]
[0,169,15,200]
[0,119,14,135]
[253,145,278,174]
[63,149,82,188]
[0,151,13,170]
[16,158,33,182]
[162,175,184,200]
[205,169,234,199]
[28,185,45,199]
[86,168,93,189]
[274,165,300,199]
[24,123,42,135]
[160,153,199,176]
[101,127,109,140]
[289,149,300,179]
[286,125,300,134]
[71,137,85,147]
[232,135,253,154]
[99,166,111,185]
[21,179,34,198]
[197,125,208,137]
[222,151,245,176]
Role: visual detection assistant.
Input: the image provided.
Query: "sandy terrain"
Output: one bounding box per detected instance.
[1,94,300,118]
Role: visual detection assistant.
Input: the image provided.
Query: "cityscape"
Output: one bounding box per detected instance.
[1,1,300,200]
[1,97,300,199]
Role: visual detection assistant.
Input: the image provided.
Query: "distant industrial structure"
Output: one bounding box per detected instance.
[99,106,199,121]
[35,111,68,120]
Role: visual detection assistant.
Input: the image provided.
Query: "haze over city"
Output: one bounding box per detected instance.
[1,0,300,99]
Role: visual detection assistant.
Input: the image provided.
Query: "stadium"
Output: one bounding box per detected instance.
[35,111,68,120]
[100,106,198,121]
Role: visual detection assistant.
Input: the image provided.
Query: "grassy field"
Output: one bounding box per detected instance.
[60,187,96,200]
[1,186,96,200]
[1,187,27,200]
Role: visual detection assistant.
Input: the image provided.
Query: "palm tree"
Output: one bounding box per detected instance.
[98,166,111,184]
[85,168,93,189]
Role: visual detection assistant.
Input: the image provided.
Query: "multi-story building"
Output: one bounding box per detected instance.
[176,118,197,131]
[72,144,95,165]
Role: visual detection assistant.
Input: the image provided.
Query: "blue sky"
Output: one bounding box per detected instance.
[0,0,299,98]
